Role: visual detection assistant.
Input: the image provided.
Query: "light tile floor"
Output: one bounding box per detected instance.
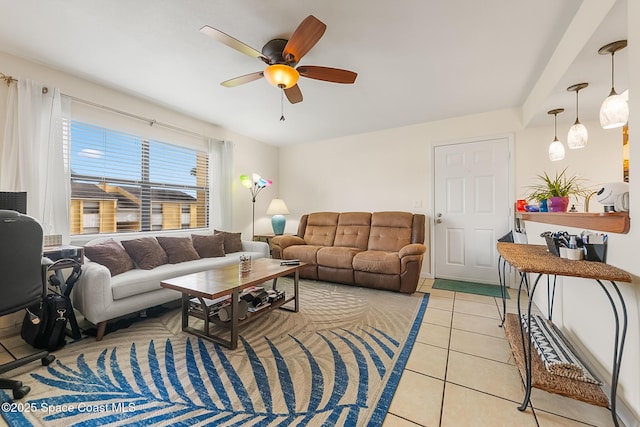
[382,278,619,427]
[0,279,621,427]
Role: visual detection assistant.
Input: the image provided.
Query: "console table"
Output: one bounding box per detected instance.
[496,242,632,427]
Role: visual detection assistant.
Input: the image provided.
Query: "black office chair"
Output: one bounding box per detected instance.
[0,210,55,399]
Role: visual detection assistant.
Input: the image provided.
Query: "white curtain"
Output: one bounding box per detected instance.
[0,79,70,242]
[209,139,233,230]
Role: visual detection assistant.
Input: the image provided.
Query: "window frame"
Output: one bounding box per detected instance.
[68,120,210,239]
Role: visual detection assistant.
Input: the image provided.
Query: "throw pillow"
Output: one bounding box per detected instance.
[121,237,168,270]
[215,230,243,253]
[192,233,225,258]
[157,236,201,264]
[83,239,135,277]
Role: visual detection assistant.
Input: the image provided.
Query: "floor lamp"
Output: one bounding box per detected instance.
[240,173,272,238]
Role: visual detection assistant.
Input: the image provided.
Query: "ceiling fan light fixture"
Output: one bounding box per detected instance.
[264,64,299,89]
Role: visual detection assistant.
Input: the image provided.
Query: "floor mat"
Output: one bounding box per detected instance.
[432,278,509,299]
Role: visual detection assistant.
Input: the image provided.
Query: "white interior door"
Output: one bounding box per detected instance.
[433,137,511,284]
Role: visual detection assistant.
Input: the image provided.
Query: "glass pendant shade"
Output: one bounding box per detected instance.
[263,64,300,89]
[547,108,565,161]
[598,40,628,129]
[567,122,588,149]
[566,82,588,149]
[548,139,565,162]
[599,93,628,129]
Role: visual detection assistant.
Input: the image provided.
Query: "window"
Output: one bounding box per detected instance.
[69,121,209,235]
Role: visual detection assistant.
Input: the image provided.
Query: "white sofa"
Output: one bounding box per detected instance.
[72,231,269,340]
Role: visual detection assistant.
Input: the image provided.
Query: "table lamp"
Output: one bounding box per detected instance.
[266,199,290,235]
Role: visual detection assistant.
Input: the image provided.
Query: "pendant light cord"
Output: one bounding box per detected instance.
[575,90,580,125]
[609,52,617,96]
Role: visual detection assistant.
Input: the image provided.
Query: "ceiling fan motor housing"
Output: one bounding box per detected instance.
[262,39,290,65]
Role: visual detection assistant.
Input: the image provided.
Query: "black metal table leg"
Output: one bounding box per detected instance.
[518,272,542,412]
[498,255,507,327]
[595,280,627,427]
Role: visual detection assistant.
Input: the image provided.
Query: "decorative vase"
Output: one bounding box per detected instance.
[547,196,570,212]
[539,199,548,212]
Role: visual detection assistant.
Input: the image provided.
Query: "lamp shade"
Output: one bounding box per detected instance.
[547,109,565,162]
[263,64,300,89]
[548,139,565,162]
[567,123,588,149]
[599,94,628,129]
[266,199,289,235]
[266,199,290,215]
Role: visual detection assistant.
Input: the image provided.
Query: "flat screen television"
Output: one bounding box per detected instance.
[0,192,27,214]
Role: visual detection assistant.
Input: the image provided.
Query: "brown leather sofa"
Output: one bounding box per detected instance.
[271,211,426,293]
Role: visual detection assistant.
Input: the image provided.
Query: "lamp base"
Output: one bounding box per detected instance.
[271,215,286,235]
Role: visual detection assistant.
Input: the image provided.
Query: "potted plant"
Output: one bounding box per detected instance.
[526,168,589,212]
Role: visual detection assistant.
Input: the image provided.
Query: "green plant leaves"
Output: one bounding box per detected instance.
[526,167,589,201]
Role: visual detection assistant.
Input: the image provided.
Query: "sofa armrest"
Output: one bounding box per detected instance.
[241,240,270,258]
[271,235,306,259]
[71,261,114,324]
[399,243,427,258]
[272,235,305,249]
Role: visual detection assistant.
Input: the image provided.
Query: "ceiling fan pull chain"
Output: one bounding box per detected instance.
[280,90,286,121]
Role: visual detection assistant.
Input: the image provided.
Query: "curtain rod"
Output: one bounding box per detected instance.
[66,95,214,140]
[1,72,48,93]
[1,71,218,141]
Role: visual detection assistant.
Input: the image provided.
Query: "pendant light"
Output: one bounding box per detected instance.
[548,109,565,162]
[598,40,628,129]
[566,83,588,149]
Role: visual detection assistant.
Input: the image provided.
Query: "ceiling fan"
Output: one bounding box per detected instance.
[200,15,358,104]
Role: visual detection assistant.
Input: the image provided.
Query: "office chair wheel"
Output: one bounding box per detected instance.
[12,385,30,399]
[41,355,55,366]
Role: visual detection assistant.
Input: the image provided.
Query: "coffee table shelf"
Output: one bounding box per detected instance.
[161,258,303,349]
[188,292,294,328]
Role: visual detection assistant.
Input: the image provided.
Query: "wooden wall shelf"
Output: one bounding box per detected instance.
[516,212,630,234]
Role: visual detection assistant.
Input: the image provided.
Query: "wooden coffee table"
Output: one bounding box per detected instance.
[160,258,303,349]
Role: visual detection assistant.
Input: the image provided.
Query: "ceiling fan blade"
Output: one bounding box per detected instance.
[283,15,326,64]
[297,66,357,84]
[284,84,303,104]
[200,25,269,62]
[221,72,264,88]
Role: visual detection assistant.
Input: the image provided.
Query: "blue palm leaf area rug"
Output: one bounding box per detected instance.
[2,278,428,426]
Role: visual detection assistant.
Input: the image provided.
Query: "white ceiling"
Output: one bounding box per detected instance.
[0,0,629,146]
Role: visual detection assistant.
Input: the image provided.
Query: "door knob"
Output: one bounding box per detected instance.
[435,218,442,224]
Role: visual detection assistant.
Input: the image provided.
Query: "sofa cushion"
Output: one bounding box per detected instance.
[334,212,371,250]
[317,246,363,269]
[215,230,243,253]
[157,236,200,264]
[303,212,339,246]
[283,245,323,265]
[353,250,401,274]
[110,250,267,301]
[192,233,225,258]
[84,239,135,277]
[121,237,168,270]
[367,212,413,252]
